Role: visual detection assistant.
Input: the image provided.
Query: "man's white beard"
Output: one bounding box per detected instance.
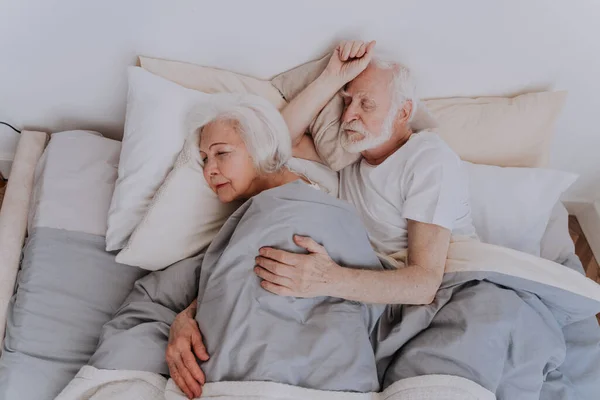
[340,110,396,154]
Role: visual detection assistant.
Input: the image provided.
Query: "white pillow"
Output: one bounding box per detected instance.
[466,162,578,256]
[117,136,338,270]
[116,135,239,269]
[105,67,213,251]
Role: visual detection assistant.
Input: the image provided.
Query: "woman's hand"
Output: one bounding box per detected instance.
[254,235,343,297]
[322,40,376,87]
[166,300,210,399]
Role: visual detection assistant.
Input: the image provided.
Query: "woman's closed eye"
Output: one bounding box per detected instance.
[201,151,230,163]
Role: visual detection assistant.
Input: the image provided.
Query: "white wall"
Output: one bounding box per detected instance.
[1,0,599,201]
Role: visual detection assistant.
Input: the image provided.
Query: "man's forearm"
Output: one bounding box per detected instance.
[282,73,344,146]
[332,265,442,305]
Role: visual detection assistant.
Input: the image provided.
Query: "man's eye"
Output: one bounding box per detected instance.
[361,101,374,111]
[217,151,229,157]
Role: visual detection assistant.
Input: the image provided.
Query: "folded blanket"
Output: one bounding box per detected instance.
[57,184,600,400]
[57,366,494,400]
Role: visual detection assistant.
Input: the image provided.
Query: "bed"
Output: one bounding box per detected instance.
[0,123,599,400]
[2,36,600,400]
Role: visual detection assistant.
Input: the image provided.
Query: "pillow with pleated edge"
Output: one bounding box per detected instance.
[271,54,567,170]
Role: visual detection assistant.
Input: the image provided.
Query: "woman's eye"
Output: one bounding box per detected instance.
[217,151,229,157]
[201,157,208,163]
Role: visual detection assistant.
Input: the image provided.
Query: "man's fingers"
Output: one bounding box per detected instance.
[176,357,203,398]
[365,40,376,55]
[182,348,206,385]
[259,247,300,265]
[261,280,294,296]
[349,41,362,59]
[168,360,194,399]
[191,331,210,362]
[356,42,367,58]
[255,256,295,277]
[293,235,327,255]
[341,42,352,61]
[255,266,293,287]
[337,41,347,60]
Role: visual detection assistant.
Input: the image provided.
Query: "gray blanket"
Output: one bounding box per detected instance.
[93,181,385,392]
[89,182,600,399]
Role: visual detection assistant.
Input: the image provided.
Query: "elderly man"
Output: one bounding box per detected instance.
[255,40,476,303]
[166,40,477,397]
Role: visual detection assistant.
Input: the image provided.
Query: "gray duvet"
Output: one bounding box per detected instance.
[93,181,385,392]
[89,181,600,399]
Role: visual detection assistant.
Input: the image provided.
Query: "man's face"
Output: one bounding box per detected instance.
[340,64,396,153]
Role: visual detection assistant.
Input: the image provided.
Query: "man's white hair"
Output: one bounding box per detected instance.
[370,56,418,124]
[189,94,291,174]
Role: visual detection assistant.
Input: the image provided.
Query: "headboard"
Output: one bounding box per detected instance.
[0,0,598,201]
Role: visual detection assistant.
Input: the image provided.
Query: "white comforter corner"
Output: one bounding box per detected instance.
[55,366,167,400]
[55,366,494,400]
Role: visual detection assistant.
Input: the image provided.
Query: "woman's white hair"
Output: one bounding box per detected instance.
[188,93,291,174]
[370,55,418,124]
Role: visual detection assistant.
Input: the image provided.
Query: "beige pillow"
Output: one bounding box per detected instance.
[271,56,566,170]
[139,56,286,110]
[424,91,567,167]
[271,55,437,171]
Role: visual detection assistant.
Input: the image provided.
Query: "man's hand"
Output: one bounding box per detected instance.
[323,40,376,86]
[254,235,343,297]
[166,300,209,399]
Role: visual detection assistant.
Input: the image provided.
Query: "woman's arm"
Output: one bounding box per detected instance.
[284,40,376,158]
[254,220,449,305]
[166,298,210,399]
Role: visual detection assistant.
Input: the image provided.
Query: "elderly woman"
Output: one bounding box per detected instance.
[163,94,384,398]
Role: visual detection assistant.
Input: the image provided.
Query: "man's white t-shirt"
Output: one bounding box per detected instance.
[339,132,476,255]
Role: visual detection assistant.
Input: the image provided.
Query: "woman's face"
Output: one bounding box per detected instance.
[199,119,259,203]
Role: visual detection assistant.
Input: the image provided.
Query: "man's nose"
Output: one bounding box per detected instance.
[342,103,359,124]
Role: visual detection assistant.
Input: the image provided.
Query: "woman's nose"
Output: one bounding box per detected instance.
[204,158,218,176]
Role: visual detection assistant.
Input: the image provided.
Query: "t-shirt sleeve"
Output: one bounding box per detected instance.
[401,145,465,231]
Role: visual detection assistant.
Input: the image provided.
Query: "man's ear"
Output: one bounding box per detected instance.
[399,100,413,124]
